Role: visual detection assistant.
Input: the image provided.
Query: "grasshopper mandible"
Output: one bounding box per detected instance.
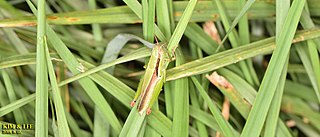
[130,44,171,115]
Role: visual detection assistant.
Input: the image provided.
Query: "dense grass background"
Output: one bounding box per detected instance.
[1,0,320,136]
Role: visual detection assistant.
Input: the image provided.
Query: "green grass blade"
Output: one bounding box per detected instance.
[142,0,155,42]
[238,0,260,86]
[281,96,320,131]
[156,0,172,39]
[290,115,320,137]
[93,109,110,137]
[184,23,218,54]
[141,1,159,135]
[172,48,189,137]
[123,0,166,42]
[45,24,122,135]
[145,125,159,137]
[101,34,151,137]
[216,68,292,137]
[307,41,320,100]
[119,109,146,137]
[211,69,251,117]
[0,1,24,17]
[163,82,174,118]
[212,0,254,86]
[80,61,173,136]
[238,0,250,45]
[147,111,172,137]
[284,80,318,103]
[218,0,256,47]
[26,1,122,135]
[59,47,150,91]
[0,82,10,108]
[1,69,26,124]
[45,36,72,137]
[0,94,35,117]
[296,44,320,103]
[65,112,85,137]
[264,58,289,137]
[189,106,220,131]
[264,0,290,136]
[2,1,320,136]
[299,4,320,103]
[167,0,197,51]
[189,81,209,137]
[88,0,103,42]
[70,98,93,130]
[101,34,153,73]
[34,0,48,136]
[191,77,236,137]
[0,1,280,27]
[166,28,320,81]
[241,0,306,136]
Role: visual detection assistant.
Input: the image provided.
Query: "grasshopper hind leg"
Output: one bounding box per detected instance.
[145,77,165,115]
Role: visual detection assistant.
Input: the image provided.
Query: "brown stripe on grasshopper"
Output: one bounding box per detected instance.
[130,44,170,115]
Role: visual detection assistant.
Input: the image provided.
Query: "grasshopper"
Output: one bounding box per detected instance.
[130,44,171,115]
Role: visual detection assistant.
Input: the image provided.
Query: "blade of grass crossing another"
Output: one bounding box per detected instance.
[264,0,290,136]
[241,0,306,136]
[167,0,198,51]
[189,79,209,137]
[238,0,260,86]
[307,41,320,102]
[264,58,289,137]
[147,111,173,137]
[44,37,72,137]
[65,112,85,137]
[35,0,48,136]
[119,106,146,137]
[46,17,123,136]
[123,0,166,42]
[212,0,254,86]
[296,44,320,103]
[26,1,122,135]
[172,48,189,137]
[1,70,26,124]
[0,94,35,117]
[218,0,256,48]
[299,4,320,103]
[89,9,104,131]
[166,28,320,81]
[70,99,93,130]
[81,50,173,137]
[215,69,292,137]
[184,23,218,55]
[191,77,236,137]
[101,34,153,74]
